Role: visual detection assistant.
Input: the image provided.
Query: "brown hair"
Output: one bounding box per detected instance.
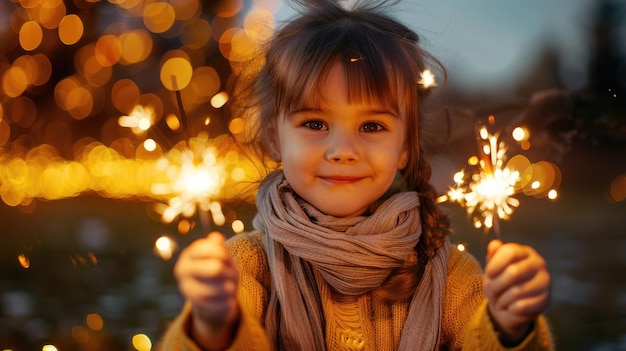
[231,0,450,300]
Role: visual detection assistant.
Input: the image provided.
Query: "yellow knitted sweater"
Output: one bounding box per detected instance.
[158,231,554,351]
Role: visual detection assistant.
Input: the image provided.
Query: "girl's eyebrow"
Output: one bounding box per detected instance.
[365,109,399,117]
[290,107,322,114]
[291,106,399,117]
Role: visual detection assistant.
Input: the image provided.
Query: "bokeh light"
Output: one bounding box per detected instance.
[132,333,152,351]
[154,235,178,261]
[610,174,626,202]
[58,14,83,45]
[19,21,43,51]
[86,313,104,331]
[161,57,193,91]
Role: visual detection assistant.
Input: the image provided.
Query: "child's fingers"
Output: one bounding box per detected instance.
[206,230,226,242]
[485,254,536,299]
[174,233,238,286]
[506,289,551,315]
[186,258,239,282]
[491,268,550,311]
[485,243,533,279]
[186,277,239,322]
[187,232,228,260]
[180,270,238,301]
[486,239,503,262]
[484,243,551,330]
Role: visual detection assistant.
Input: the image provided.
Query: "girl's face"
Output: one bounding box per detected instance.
[272,62,408,217]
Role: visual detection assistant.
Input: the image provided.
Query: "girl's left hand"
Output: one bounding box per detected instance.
[484,240,551,345]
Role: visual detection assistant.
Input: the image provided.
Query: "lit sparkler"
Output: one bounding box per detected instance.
[151,137,228,231]
[438,117,561,239]
[439,124,520,238]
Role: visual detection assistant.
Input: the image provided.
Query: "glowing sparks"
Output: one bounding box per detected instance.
[118,105,155,134]
[438,120,562,238]
[439,133,521,236]
[152,137,228,226]
[464,167,521,231]
[18,253,30,268]
[418,69,437,89]
[438,124,519,237]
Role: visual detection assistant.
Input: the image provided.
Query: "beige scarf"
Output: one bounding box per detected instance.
[253,171,449,350]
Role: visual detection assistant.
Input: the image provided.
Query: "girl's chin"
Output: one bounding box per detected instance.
[315,205,369,218]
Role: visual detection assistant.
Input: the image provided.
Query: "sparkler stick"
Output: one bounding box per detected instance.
[171,75,190,139]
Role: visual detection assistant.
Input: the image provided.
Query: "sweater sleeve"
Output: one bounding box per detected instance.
[157,232,272,351]
[156,301,270,351]
[227,231,272,351]
[442,247,554,351]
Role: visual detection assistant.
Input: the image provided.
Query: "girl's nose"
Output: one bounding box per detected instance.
[325,131,360,163]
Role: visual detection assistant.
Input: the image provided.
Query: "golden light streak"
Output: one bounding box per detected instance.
[0,135,260,210]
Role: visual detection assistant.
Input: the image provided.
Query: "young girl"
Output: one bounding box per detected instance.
[159,1,554,350]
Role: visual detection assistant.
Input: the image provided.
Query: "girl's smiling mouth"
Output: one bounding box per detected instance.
[318,175,364,184]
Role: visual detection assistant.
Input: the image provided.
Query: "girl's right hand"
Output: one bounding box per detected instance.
[174,231,240,348]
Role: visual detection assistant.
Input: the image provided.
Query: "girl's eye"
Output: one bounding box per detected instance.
[361,122,384,132]
[303,120,327,130]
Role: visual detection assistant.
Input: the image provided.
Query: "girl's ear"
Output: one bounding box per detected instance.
[397,149,408,170]
[267,125,282,162]
[269,144,281,162]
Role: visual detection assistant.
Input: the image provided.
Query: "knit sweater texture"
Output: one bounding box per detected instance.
[158,231,554,351]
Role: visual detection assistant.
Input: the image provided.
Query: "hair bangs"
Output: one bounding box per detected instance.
[340,33,414,116]
[280,24,416,117]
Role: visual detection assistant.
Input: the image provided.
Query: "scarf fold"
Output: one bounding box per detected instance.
[253,171,449,350]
